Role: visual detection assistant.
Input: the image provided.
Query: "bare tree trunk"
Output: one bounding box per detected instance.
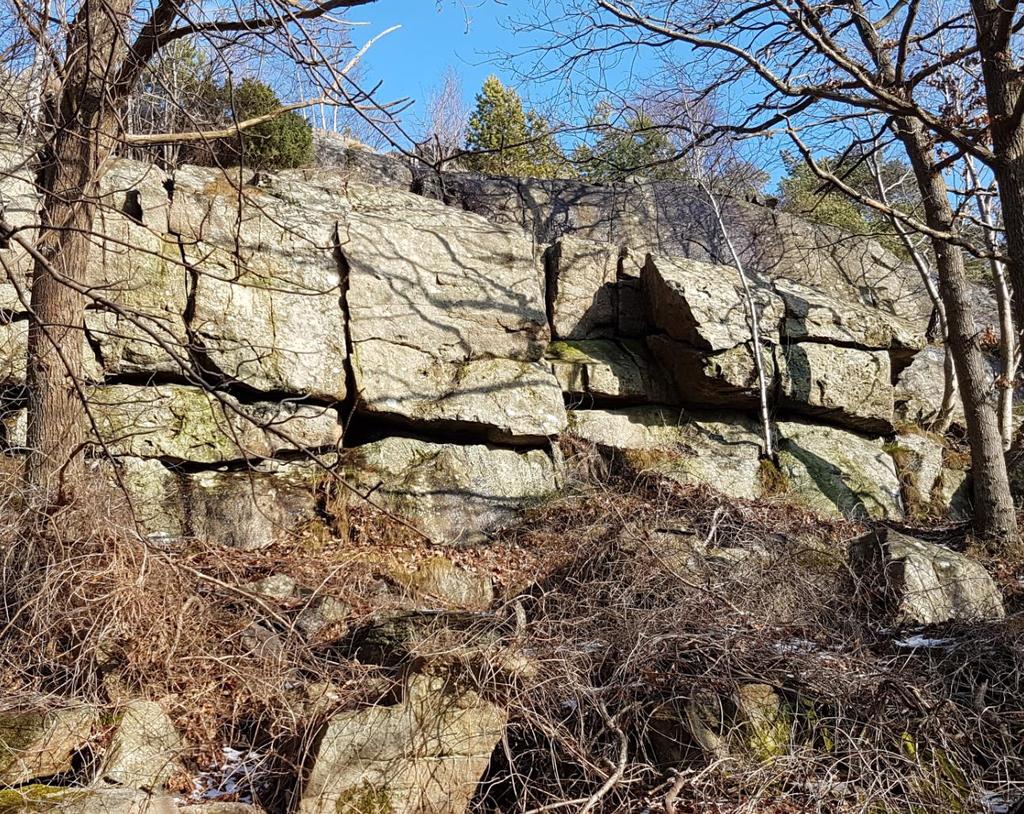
[896,117,1019,543]
[24,0,128,506]
[971,0,1024,457]
[869,151,958,433]
[964,156,1016,449]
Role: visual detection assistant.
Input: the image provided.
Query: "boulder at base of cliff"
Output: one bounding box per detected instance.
[340,437,561,545]
[568,407,903,519]
[298,671,506,814]
[849,528,1004,625]
[0,707,95,786]
[99,701,184,791]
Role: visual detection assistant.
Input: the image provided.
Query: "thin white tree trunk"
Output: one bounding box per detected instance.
[21,0,51,134]
[965,156,1016,449]
[704,186,775,459]
[869,152,958,431]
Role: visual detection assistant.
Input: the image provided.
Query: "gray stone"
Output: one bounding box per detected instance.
[684,683,790,763]
[0,787,176,813]
[87,161,186,376]
[546,237,619,339]
[170,166,347,399]
[777,342,894,433]
[888,432,969,518]
[88,385,340,463]
[341,437,561,544]
[776,420,902,519]
[298,672,506,814]
[894,345,990,429]
[116,457,325,549]
[0,316,26,386]
[647,336,772,409]
[0,141,40,312]
[101,701,184,791]
[296,597,353,638]
[0,707,95,785]
[849,528,1005,624]
[774,278,924,356]
[341,183,566,441]
[567,406,765,501]
[388,556,494,612]
[642,255,782,352]
[245,574,298,601]
[547,339,672,403]
[569,407,903,519]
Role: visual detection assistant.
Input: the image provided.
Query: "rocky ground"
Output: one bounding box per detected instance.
[0,137,1020,812]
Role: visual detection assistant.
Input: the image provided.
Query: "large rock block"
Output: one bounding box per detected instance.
[648,336,894,434]
[169,167,347,399]
[88,385,339,463]
[115,458,325,549]
[849,528,1004,624]
[545,237,619,339]
[547,339,673,404]
[774,278,924,357]
[647,336,772,409]
[341,437,561,544]
[777,343,894,434]
[100,701,184,791]
[569,407,902,518]
[776,420,902,519]
[298,672,505,814]
[641,255,782,352]
[567,407,765,501]
[85,161,187,376]
[0,707,95,785]
[341,184,565,441]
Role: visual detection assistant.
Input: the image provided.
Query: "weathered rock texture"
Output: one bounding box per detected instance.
[0,143,977,543]
[849,528,1005,624]
[299,672,506,814]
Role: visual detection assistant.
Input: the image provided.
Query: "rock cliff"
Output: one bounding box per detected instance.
[0,141,985,544]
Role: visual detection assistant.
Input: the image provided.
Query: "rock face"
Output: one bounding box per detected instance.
[0,708,95,785]
[340,437,561,544]
[642,255,782,352]
[547,339,672,404]
[341,184,565,442]
[849,528,1004,624]
[299,672,506,814]
[87,385,340,463]
[568,407,902,518]
[0,142,972,543]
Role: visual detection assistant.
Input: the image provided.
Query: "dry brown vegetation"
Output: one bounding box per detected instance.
[0,449,1022,812]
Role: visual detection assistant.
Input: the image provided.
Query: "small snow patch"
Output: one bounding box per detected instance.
[894,633,955,649]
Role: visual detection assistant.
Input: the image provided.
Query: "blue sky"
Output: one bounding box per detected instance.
[354,2,527,135]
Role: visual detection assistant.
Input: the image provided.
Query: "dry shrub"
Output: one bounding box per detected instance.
[419,473,1024,814]
[0,475,386,805]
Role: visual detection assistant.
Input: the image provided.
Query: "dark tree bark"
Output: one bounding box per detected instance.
[894,117,1018,542]
[24,0,129,505]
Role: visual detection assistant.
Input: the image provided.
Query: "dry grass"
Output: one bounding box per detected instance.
[0,456,1021,813]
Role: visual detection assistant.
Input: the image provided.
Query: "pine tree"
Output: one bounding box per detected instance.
[464,76,566,178]
[575,107,681,182]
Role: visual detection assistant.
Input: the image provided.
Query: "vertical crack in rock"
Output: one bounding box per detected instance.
[543,243,560,339]
[333,221,360,429]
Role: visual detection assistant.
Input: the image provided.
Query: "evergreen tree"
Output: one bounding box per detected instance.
[220,78,314,170]
[464,76,566,178]
[574,107,681,182]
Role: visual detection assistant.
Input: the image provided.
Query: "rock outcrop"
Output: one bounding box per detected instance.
[298,672,506,814]
[849,528,1005,624]
[0,141,978,544]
